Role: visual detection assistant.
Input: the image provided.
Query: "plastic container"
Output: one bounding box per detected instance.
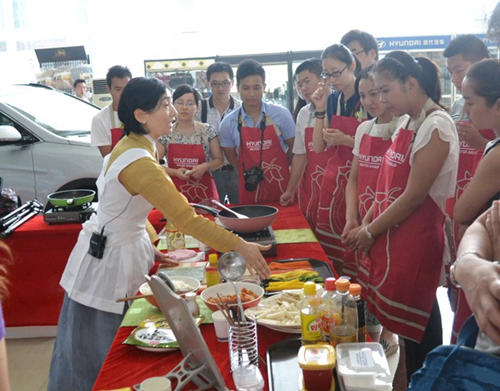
[319,277,336,342]
[336,342,392,391]
[330,279,357,347]
[166,222,185,250]
[298,343,336,391]
[205,253,221,287]
[349,283,366,343]
[232,364,264,391]
[300,281,321,344]
[139,376,172,391]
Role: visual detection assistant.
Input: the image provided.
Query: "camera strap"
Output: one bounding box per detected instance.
[237,108,267,171]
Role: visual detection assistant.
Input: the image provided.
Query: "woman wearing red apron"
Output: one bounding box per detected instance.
[311,44,365,273]
[450,59,500,342]
[157,85,222,205]
[280,59,328,228]
[342,66,401,282]
[354,51,459,383]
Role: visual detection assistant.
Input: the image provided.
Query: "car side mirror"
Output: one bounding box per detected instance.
[0,125,22,142]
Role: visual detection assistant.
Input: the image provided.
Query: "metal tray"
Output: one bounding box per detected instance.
[266,337,302,391]
[265,258,335,295]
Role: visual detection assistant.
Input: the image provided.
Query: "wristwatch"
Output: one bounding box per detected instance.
[450,250,482,288]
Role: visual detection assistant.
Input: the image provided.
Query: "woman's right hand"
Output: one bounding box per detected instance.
[311,81,329,112]
[234,240,271,279]
[174,167,190,180]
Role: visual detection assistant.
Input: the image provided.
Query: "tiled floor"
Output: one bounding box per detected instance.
[5,287,455,390]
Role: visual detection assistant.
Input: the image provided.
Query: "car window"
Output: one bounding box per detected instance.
[3,86,100,138]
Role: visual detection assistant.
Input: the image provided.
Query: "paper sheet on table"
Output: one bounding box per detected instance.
[273,228,318,244]
[121,297,213,327]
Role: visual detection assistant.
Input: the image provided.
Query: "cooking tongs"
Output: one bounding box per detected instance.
[0,199,44,238]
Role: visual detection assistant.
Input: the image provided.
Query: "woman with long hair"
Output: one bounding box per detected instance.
[311,43,366,273]
[354,51,459,381]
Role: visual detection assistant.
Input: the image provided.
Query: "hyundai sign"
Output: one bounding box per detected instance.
[377,35,451,51]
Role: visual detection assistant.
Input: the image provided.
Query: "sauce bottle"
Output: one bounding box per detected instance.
[349,283,366,343]
[330,278,357,347]
[300,281,322,345]
[318,277,336,342]
[205,253,221,287]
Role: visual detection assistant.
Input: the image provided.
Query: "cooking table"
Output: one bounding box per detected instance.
[93,203,334,390]
[2,210,164,337]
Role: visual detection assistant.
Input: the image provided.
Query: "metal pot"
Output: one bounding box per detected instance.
[191,204,278,233]
[47,189,96,207]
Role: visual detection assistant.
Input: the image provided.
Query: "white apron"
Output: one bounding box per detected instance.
[60,148,156,314]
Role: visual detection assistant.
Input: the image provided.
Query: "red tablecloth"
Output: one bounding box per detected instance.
[3,211,165,328]
[93,203,334,391]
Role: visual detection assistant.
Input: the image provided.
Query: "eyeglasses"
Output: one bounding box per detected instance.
[210,80,232,88]
[321,65,348,79]
[174,100,196,107]
[350,49,365,56]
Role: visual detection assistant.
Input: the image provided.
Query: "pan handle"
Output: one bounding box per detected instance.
[190,203,219,216]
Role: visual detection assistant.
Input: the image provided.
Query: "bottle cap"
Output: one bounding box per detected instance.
[208,253,218,265]
[303,281,316,295]
[324,277,336,291]
[335,278,350,291]
[349,283,361,296]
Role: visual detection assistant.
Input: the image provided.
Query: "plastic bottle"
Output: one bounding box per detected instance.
[300,281,322,345]
[330,278,357,347]
[205,253,221,287]
[166,221,185,250]
[349,283,366,343]
[318,277,336,342]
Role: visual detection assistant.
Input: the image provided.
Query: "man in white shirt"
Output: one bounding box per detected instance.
[91,65,132,157]
[73,79,89,101]
[197,62,240,203]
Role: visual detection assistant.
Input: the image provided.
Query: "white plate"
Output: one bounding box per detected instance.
[140,276,200,296]
[244,291,302,334]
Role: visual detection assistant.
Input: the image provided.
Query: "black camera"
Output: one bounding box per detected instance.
[243,166,264,192]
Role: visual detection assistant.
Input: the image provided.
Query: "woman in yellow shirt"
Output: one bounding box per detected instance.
[48,77,270,391]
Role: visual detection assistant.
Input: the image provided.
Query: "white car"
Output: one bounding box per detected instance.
[0,84,103,208]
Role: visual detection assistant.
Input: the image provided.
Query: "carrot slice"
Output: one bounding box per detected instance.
[268,261,313,271]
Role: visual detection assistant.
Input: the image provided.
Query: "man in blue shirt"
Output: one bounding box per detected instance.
[219,59,295,204]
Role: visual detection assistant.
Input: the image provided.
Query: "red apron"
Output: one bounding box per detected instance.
[297,126,331,227]
[314,114,360,268]
[109,107,123,148]
[343,128,392,281]
[238,120,290,204]
[167,143,219,205]
[359,124,445,343]
[448,128,495,343]
[110,128,123,148]
[445,128,496,237]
